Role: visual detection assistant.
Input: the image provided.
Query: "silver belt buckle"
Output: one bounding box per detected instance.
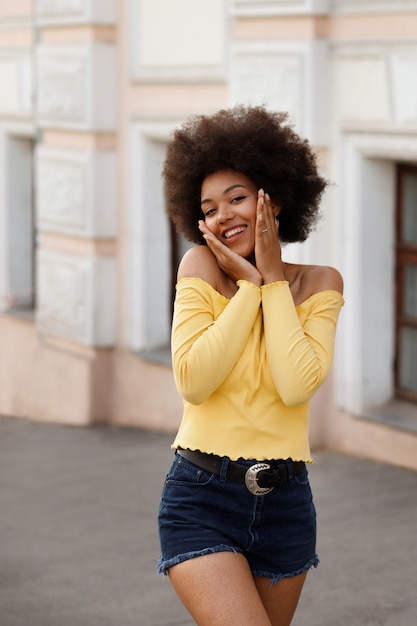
[244,462,273,495]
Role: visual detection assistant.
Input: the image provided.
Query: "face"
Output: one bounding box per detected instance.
[201,170,258,259]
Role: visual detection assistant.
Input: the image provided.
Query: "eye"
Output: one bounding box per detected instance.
[204,207,216,217]
[231,195,246,204]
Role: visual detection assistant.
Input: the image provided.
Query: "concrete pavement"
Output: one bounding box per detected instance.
[0,416,416,626]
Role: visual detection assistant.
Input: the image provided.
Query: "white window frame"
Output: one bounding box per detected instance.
[336,127,417,419]
[128,118,183,356]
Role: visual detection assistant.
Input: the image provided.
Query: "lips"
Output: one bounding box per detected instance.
[223,225,247,239]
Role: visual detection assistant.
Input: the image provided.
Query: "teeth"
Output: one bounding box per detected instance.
[224,226,246,239]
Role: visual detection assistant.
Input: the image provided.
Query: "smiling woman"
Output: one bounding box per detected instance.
[157,105,344,626]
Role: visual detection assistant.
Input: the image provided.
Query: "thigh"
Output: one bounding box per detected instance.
[255,572,308,626]
[169,552,272,626]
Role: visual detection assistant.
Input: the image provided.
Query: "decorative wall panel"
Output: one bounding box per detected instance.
[37,146,117,237]
[332,51,390,122]
[332,43,417,126]
[231,41,329,145]
[131,0,226,82]
[38,0,85,15]
[330,0,417,13]
[36,0,115,24]
[37,249,116,346]
[231,0,329,15]
[232,47,303,127]
[37,44,116,130]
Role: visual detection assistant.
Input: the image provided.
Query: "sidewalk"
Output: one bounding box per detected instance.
[0,415,416,626]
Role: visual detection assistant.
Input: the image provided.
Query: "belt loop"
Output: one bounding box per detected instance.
[286,459,293,480]
[219,456,229,482]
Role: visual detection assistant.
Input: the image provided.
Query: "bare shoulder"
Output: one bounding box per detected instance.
[300,265,344,296]
[290,263,343,304]
[177,245,220,287]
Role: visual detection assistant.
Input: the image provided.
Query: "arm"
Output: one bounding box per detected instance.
[172,278,261,405]
[261,281,344,406]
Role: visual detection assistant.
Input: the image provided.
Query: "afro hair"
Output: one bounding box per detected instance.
[163,105,328,244]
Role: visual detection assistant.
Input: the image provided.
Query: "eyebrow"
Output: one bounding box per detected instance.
[201,184,248,206]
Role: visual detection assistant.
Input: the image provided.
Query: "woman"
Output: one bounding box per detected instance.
[157,105,344,626]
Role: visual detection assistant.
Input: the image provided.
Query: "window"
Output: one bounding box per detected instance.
[395,165,417,403]
[336,132,417,432]
[129,123,177,361]
[0,134,36,315]
[129,120,195,363]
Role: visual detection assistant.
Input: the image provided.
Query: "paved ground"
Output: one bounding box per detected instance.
[0,416,416,626]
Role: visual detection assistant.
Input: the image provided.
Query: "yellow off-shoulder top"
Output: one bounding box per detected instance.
[171,277,344,462]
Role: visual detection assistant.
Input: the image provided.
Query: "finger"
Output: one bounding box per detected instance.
[203,230,229,260]
[199,220,221,247]
[203,232,220,252]
[257,198,276,241]
[263,193,277,229]
[256,190,268,234]
[198,219,211,236]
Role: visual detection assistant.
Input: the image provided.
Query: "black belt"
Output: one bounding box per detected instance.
[177,449,305,496]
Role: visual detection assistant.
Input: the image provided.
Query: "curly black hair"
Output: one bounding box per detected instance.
[163,105,328,244]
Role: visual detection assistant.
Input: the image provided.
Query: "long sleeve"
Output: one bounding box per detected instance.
[261,282,344,407]
[172,278,261,405]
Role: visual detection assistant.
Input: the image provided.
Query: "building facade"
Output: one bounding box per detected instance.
[0,0,417,470]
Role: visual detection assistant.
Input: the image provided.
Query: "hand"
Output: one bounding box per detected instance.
[255,190,286,284]
[198,220,262,286]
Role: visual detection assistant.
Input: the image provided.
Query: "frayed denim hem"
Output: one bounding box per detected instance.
[252,555,320,588]
[157,545,241,576]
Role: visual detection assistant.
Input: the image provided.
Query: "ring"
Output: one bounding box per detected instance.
[262,228,268,233]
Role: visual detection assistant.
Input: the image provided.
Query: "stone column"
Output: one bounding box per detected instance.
[34,0,117,424]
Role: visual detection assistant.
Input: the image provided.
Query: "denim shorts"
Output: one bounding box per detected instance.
[157,452,319,584]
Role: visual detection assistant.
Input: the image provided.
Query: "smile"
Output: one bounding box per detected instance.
[224,225,247,239]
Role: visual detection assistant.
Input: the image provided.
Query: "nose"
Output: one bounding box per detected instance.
[217,203,234,223]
